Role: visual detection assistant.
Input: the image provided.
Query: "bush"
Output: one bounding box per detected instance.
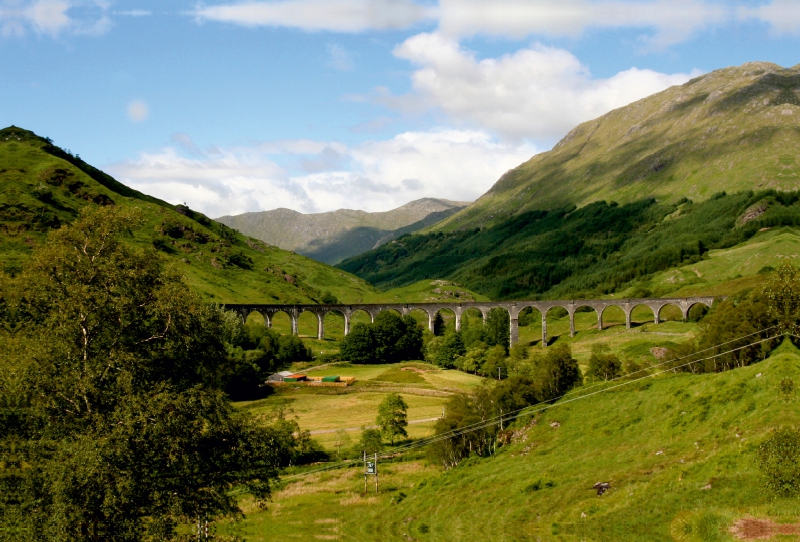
[757,427,800,498]
[585,344,623,382]
[532,344,582,402]
[435,331,466,368]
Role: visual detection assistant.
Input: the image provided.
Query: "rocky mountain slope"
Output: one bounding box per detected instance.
[0,126,380,303]
[436,61,800,231]
[216,198,467,264]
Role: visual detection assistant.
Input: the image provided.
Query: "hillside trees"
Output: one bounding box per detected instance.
[225,319,312,399]
[338,191,800,300]
[15,206,286,540]
[340,311,424,364]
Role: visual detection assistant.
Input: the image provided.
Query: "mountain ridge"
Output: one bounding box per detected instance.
[216,198,468,264]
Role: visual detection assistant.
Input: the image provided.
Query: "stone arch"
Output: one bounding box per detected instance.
[516,305,543,345]
[435,307,457,335]
[407,308,432,333]
[572,303,601,333]
[297,308,324,339]
[599,305,626,331]
[244,309,267,327]
[629,304,657,327]
[322,309,347,341]
[685,300,712,321]
[656,303,683,323]
[350,309,374,327]
[269,309,296,335]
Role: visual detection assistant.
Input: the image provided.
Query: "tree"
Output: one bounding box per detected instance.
[765,261,800,335]
[485,308,510,353]
[340,312,423,364]
[17,206,282,539]
[435,331,466,368]
[321,290,338,304]
[339,323,376,363]
[532,343,582,402]
[585,344,622,382]
[480,344,508,379]
[333,429,352,460]
[358,428,384,456]
[757,427,800,498]
[433,311,446,336]
[377,393,409,444]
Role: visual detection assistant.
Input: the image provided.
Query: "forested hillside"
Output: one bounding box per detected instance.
[0,126,380,303]
[433,62,800,232]
[339,191,800,299]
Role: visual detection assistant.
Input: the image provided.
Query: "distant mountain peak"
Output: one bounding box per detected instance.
[216,198,470,265]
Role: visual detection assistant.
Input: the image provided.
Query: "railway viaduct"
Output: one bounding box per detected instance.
[225,296,715,347]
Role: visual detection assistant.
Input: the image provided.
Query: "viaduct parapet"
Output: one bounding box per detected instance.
[225,297,715,347]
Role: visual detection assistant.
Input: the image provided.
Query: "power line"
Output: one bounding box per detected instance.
[281,329,780,481]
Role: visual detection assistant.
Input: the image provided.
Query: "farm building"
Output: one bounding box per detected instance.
[266,371,295,383]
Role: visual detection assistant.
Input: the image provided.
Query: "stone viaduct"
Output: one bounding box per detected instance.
[225,297,715,347]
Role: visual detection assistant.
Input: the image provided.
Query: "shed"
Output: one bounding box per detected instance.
[321,375,339,383]
[284,374,307,382]
[267,370,294,382]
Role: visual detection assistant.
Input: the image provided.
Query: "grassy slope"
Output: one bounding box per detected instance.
[0,126,381,303]
[225,340,800,542]
[435,62,800,232]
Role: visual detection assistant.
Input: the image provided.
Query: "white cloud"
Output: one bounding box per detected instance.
[386,32,699,141]
[437,0,729,47]
[0,0,110,37]
[116,9,151,17]
[127,100,149,122]
[327,43,354,71]
[193,0,430,32]
[738,0,800,35]
[107,129,536,216]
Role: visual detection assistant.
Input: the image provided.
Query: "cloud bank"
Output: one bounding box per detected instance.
[193,0,430,32]
[0,0,110,37]
[107,129,536,217]
[384,33,699,141]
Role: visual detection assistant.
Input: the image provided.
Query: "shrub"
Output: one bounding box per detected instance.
[757,427,800,498]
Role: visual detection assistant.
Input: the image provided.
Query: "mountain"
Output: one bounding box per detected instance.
[0,126,380,304]
[435,61,800,231]
[338,62,800,300]
[216,198,468,265]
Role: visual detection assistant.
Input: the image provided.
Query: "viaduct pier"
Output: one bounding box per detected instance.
[225,297,715,347]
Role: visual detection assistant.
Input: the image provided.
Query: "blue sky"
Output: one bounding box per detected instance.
[2,0,800,216]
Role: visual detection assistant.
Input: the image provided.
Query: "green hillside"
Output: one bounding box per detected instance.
[216,198,468,265]
[225,340,800,541]
[0,126,380,303]
[339,62,800,301]
[436,62,800,232]
[338,190,800,300]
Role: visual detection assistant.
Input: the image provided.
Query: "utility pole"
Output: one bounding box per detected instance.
[375,452,379,493]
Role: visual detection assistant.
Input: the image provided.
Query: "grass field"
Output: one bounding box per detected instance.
[223,338,800,541]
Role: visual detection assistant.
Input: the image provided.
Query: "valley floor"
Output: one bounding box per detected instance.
[221,321,800,541]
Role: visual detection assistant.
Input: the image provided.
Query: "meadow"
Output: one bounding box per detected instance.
[223,338,800,541]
